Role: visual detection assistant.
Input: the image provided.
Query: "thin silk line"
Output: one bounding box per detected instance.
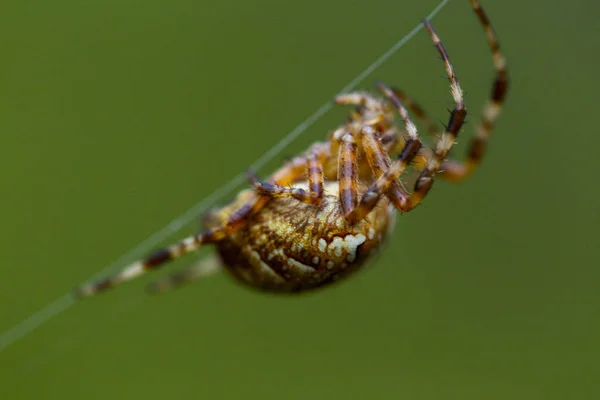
[0,0,450,354]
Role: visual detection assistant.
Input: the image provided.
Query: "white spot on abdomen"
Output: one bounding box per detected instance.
[328,237,344,257]
[344,234,366,262]
[326,234,367,262]
[287,257,314,274]
[247,247,285,283]
[318,238,327,253]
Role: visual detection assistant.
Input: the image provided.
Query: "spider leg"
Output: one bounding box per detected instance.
[346,89,423,222]
[377,86,435,173]
[377,83,439,138]
[360,126,411,209]
[146,253,222,295]
[401,19,467,209]
[74,195,266,299]
[440,0,508,181]
[385,1,507,182]
[306,152,325,198]
[249,146,327,205]
[334,92,392,129]
[338,132,359,218]
[390,88,440,136]
[335,92,382,111]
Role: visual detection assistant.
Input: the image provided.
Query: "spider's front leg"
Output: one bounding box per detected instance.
[439,0,508,181]
[385,0,509,182]
[403,20,467,208]
[369,19,468,214]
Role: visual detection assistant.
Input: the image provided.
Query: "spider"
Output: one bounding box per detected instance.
[76,0,508,298]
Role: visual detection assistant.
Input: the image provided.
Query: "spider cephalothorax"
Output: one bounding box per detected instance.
[76,0,508,298]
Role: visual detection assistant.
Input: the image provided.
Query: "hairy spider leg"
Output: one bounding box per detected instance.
[389,88,440,137]
[376,85,433,173]
[334,92,382,112]
[360,126,412,210]
[384,0,508,182]
[404,19,467,209]
[338,132,360,217]
[250,144,328,205]
[438,0,508,181]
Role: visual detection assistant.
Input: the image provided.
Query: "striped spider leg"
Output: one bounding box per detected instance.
[385,0,509,181]
[249,143,328,206]
[374,17,468,210]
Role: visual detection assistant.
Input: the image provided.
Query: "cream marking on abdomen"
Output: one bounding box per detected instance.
[325,234,367,262]
[246,246,285,283]
[343,234,366,262]
[286,257,315,274]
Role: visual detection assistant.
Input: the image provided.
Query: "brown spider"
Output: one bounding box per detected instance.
[76,0,508,298]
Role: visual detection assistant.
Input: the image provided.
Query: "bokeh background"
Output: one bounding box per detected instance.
[1,0,598,399]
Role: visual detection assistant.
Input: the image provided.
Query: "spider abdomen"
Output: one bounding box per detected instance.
[211,181,396,292]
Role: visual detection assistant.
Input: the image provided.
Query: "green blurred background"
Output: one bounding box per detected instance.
[1,0,598,398]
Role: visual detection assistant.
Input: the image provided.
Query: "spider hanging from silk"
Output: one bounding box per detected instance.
[76,0,508,299]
